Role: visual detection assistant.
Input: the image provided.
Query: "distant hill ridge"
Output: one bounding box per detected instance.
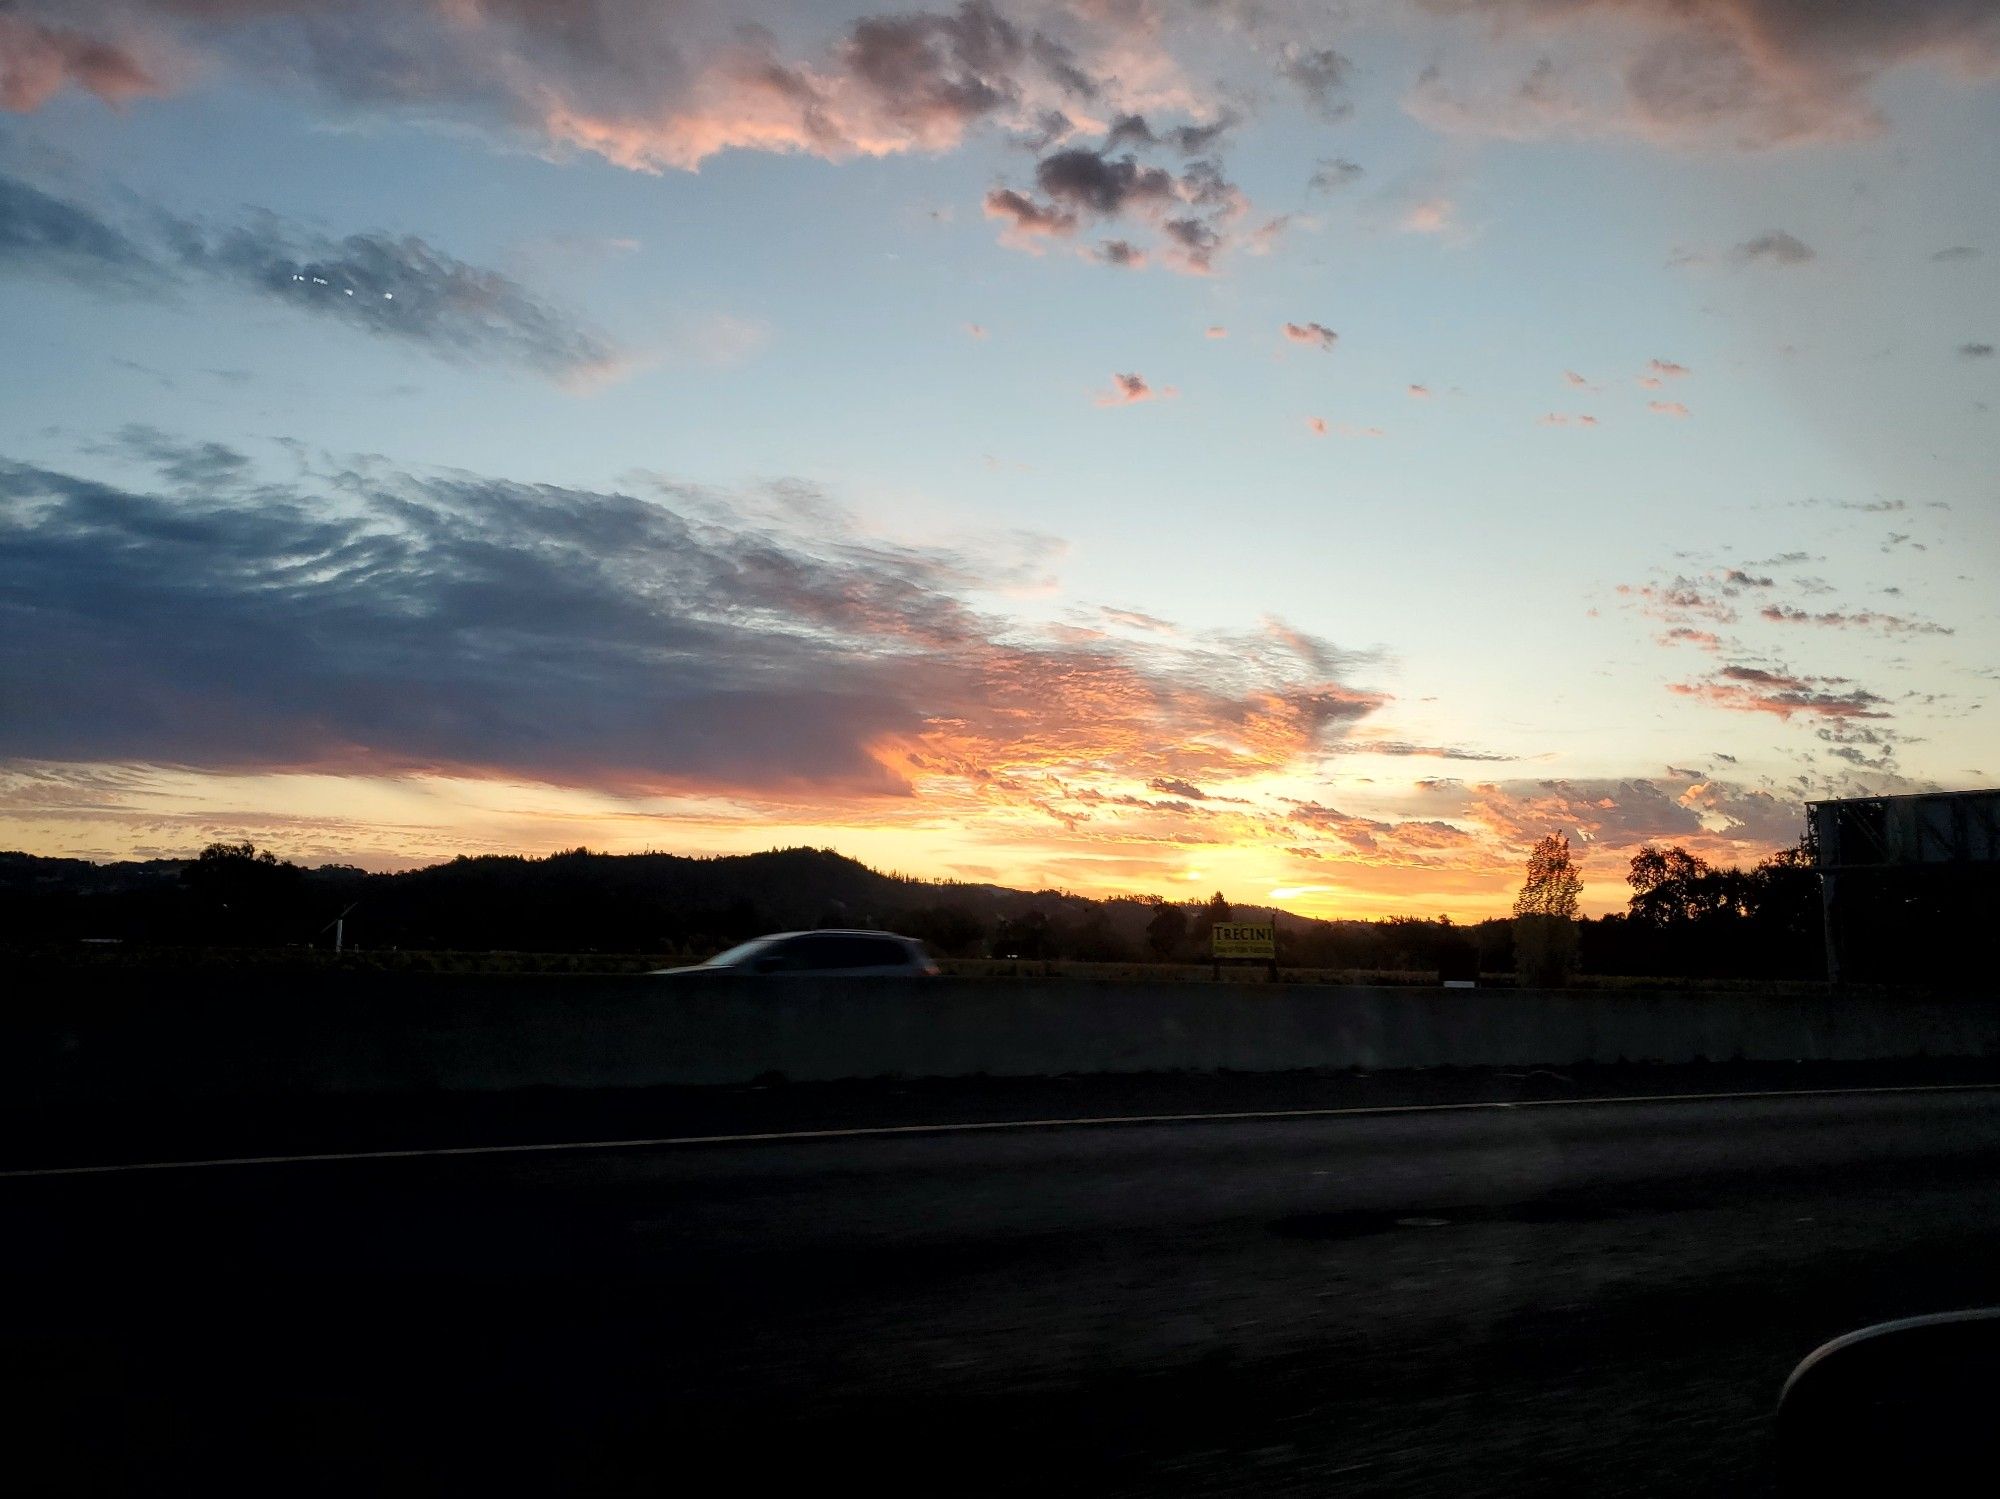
[0,844,1329,958]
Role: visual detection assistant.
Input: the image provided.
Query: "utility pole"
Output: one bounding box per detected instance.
[320,902,358,956]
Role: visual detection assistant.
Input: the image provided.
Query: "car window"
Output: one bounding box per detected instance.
[831,935,907,968]
[767,933,839,969]
[768,933,907,969]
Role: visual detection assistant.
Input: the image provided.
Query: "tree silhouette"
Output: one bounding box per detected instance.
[1513,833,1582,985]
[1144,900,1188,959]
[1514,834,1582,919]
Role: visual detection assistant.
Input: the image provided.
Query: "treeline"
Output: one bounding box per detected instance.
[0,837,1828,981]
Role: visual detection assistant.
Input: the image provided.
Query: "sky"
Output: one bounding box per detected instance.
[1,0,1995,918]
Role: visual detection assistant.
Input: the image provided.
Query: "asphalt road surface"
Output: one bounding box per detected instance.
[10,1085,2000,1495]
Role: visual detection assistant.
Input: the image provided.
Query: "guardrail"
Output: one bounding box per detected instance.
[8,970,2000,1107]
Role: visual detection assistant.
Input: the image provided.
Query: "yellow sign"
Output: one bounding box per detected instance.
[1210,921,1276,959]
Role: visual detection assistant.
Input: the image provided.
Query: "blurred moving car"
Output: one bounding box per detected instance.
[653,929,940,978]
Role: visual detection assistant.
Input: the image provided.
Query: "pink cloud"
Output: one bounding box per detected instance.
[1670,664,1891,721]
[1398,196,1457,235]
[0,15,165,113]
[1659,626,1722,650]
[1206,325,1228,339]
[1401,3,2000,151]
[1648,399,1691,417]
[984,188,1078,250]
[1407,383,1432,399]
[1283,321,1338,350]
[1097,372,1174,407]
[1305,416,1328,436]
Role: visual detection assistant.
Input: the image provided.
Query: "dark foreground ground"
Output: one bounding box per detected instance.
[8,1073,2000,1495]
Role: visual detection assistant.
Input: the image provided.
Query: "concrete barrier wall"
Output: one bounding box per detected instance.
[9,971,2000,1109]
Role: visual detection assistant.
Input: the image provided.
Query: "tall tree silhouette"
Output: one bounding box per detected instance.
[1513,833,1582,985]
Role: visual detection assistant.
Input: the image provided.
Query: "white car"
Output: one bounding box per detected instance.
[654,929,940,978]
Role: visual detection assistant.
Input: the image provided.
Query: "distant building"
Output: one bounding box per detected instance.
[1807,790,2000,985]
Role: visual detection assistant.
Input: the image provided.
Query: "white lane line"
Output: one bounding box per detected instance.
[7,1081,2000,1181]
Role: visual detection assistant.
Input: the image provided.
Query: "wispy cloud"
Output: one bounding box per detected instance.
[1734,229,1815,265]
[1275,44,1354,121]
[1283,321,1338,350]
[1637,357,1691,388]
[1670,664,1891,721]
[1761,605,1953,636]
[1397,196,1458,235]
[0,435,1390,806]
[1399,1,2000,150]
[0,168,624,382]
[1308,157,1365,194]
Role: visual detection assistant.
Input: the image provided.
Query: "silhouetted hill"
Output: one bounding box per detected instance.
[0,839,1825,980]
[0,844,1322,961]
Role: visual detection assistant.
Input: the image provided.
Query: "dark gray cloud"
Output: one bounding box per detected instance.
[982,185,1078,239]
[1161,216,1222,273]
[1028,30,1097,99]
[841,0,1030,135]
[1962,341,1995,358]
[0,168,621,380]
[1177,158,1242,210]
[1759,603,1954,636]
[1102,112,1157,152]
[0,437,1384,795]
[1098,111,1237,156]
[1167,116,1235,154]
[1276,44,1353,119]
[1308,156,1364,192]
[1034,148,1177,216]
[1735,229,1815,265]
[987,146,1248,273]
[1671,663,1892,721]
[1327,740,1517,761]
[0,170,165,294]
[99,425,254,490]
[1932,245,1982,261]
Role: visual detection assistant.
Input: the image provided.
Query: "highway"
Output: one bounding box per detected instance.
[9,1085,2000,1495]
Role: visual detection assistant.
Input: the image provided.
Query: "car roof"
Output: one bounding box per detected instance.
[763,928,914,941]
